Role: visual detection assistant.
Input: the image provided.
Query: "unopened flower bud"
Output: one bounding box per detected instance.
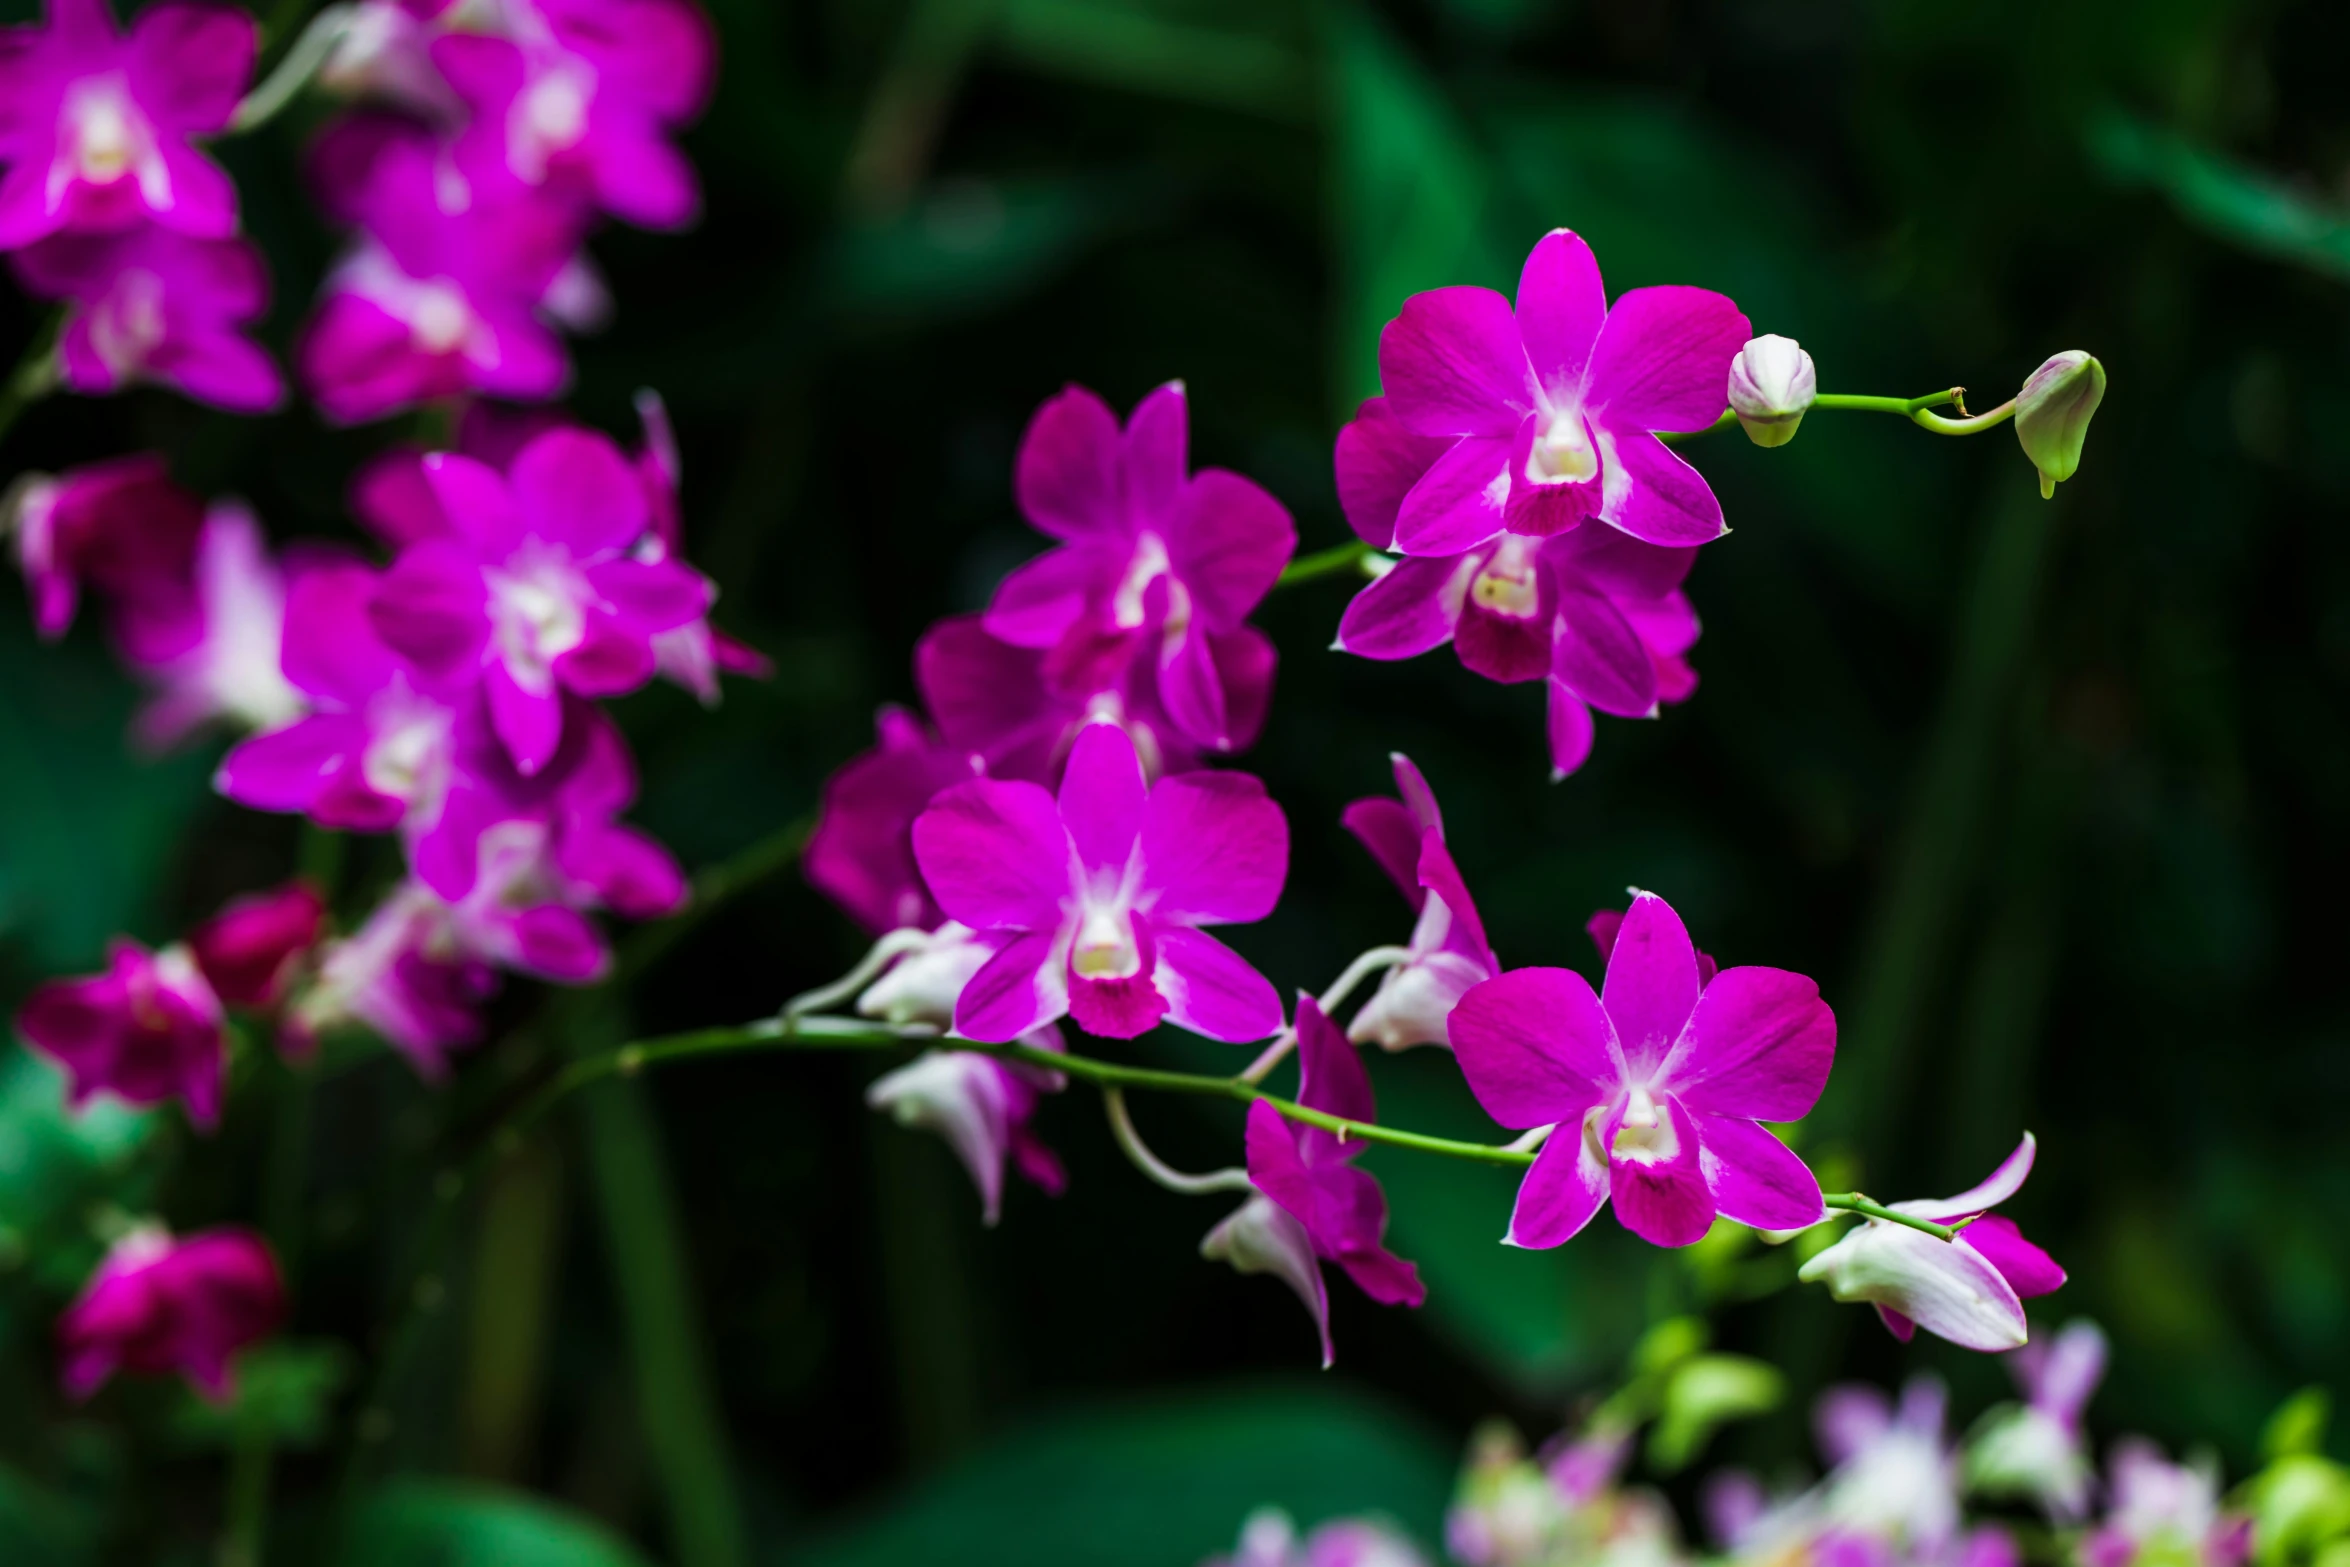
[1726,335,1816,448]
[2014,351,2105,498]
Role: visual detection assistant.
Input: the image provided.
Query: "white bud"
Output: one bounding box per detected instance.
[1726,334,1817,448]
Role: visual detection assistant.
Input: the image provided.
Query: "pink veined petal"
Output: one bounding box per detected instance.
[1515,229,1610,397]
[1550,577,1660,717]
[1623,590,1701,665]
[1341,797,1423,907]
[1584,285,1751,433]
[1417,835,1493,970]
[1600,892,1702,1077]
[953,929,1069,1042]
[913,777,1073,932]
[281,563,397,704]
[1208,626,1276,752]
[369,541,489,681]
[1605,1093,1715,1247]
[1448,968,1617,1128]
[1389,753,1442,831]
[1602,432,1728,547]
[558,613,659,697]
[1867,1226,2032,1352]
[1155,623,1231,751]
[129,2,256,129]
[1244,1096,1317,1229]
[1552,520,1698,605]
[1139,770,1287,924]
[155,331,284,414]
[1546,682,1596,780]
[1016,384,1124,542]
[585,558,710,632]
[485,659,565,776]
[1667,966,1835,1122]
[510,429,649,556]
[1152,926,1283,1043]
[213,717,358,814]
[1393,435,1511,557]
[1958,1215,2066,1299]
[1123,380,1189,527]
[351,451,449,548]
[1335,397,1452,550]
[1335,1242,1425,1307]
[1454,603,1552,687]
[1903,1133,2039,1223]
[420,453,524,556]
[1695,1113,1825,1230]
[1878,1306,1918,1342]
[150,145,239,239]
[1294,996,1374,1128]
[1506,1124,1610,1248]
[1067,915,1169,1039]
[1379,285,1534,438]
[1335,554,1474,661]
[1167,469,1294,630]
[982,543,1100,649]
[588,122,699,230]
[1057,720,1148,876]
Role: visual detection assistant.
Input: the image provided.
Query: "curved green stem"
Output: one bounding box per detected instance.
[229,4,354,134]
[1276,538,1377,589]
[0,312,63,450]
[1817,1192,1956,1242]
[1663,388,2018,447]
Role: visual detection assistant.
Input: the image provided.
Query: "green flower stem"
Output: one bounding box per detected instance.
[229,3,353,133]
[222,1058,318,1567]
[0,313,63,451]
[1276,538,1377,588]
[1662,388,2017,445]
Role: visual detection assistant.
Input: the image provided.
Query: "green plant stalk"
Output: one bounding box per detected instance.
[1659,388,2020,446]
[222,1058,317,1567]
[0,312,63,451]
[229,4,353,133]
[1275,538,1377,588]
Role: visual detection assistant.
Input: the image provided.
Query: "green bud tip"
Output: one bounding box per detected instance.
[2015,350,2105,498]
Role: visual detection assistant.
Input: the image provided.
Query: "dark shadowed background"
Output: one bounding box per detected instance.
[3,1,2348,1564]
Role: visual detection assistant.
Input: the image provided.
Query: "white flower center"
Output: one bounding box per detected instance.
[1527,409,1599,486]
[1611,1085,1679,1163]
[410,282,474,354]
[1110,532,1175,631]
[66,80,141,184]
[1469,534,1542,619]
[1071,904,1141,979]
[489,554,588,689]
[522,70,589,150]
[363,710,447,800]
[90,268,168,377]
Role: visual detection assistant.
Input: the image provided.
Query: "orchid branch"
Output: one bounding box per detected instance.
[229,4,355,134]
[1658,388,2018,445]
[1275,538,1378,589]
[1103,1088,1253,1195]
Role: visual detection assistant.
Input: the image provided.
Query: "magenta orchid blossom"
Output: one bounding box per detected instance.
[1339,753,1496,1051]
[1357,228,1748,551]
[1799,1134,2065,1351]
[628,390,768,703]
[1227,997,1424,1364]
[1449,891,1833,1248]
[0,0,255,249]
[4,451,201,641]
[17,937,226,1128]
[1336,503,1701,780]
[186,881,327,1009]
[299,131,583,424]
[11,227,280,410]
[866,1039,1068,1227]
[283,881,497,1076]
[119,503,305,751]
[57,1224,283,1401]
[986,382,1293,752]
[806,706,983,936]
[367,425,711,775]
[912,720,1287,1043]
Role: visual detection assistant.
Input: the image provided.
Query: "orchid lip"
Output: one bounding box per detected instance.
[1470,535,1542,619]
[1527,408,1600,486]
[1110,532,1174,631]
[1070,903,1141,979]
[1609,1084,1679,1163]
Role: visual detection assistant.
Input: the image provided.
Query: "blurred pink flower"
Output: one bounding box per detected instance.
[17,937,226,1128]
[11,225,280,409]
[58,1224,283,1400]
[1340,752,1496,1051]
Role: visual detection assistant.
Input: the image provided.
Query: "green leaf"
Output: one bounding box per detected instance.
[2266,1388,2334,1462]
[2089,109,2350,282]
[339,1480,655,1567]
[0,1461,96,1567]
[0,1049,153,1295]
[166,1339,353,1451]
[1647,1354,1784,1473]
[791,1384,1453,1567]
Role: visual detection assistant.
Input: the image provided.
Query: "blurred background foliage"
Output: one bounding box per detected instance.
[4,0,2350,1563]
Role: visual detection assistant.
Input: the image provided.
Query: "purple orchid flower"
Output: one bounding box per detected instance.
[1449,891,1833,1248]
[2083,1441,2253,1567]
[1220,997,1424,1365]
[1797,1134,2065,1351]
[0,0,254,249]
[866,1038,1067,1226]
[917,612,1262,787]
[806,706,983,936]
[986,382,1293,752]
[4,451,201,641]
[1587,904,1716,986]
[186,880,327,1009]
[1816,1377,1962,1555]
[118,503,305,751]
[912,719,1287,1043]
[1335,505,1700,781]
[1966,1320,2107,1522]
[1355,228,1747,552]
[627,390,767,701]
[11,226,280,410]
[283,881,497,1076]
[434,0,716,231]
[1339,753,1496,1051]
[216,557,461,832]
[57,1224,283,1401]
[298,130,583,424]
[17,937,226,1128]
[367,424,711,774]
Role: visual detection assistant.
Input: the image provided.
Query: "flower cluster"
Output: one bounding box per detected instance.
[300,0,714,421]
[1216,1325,2255,1567]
